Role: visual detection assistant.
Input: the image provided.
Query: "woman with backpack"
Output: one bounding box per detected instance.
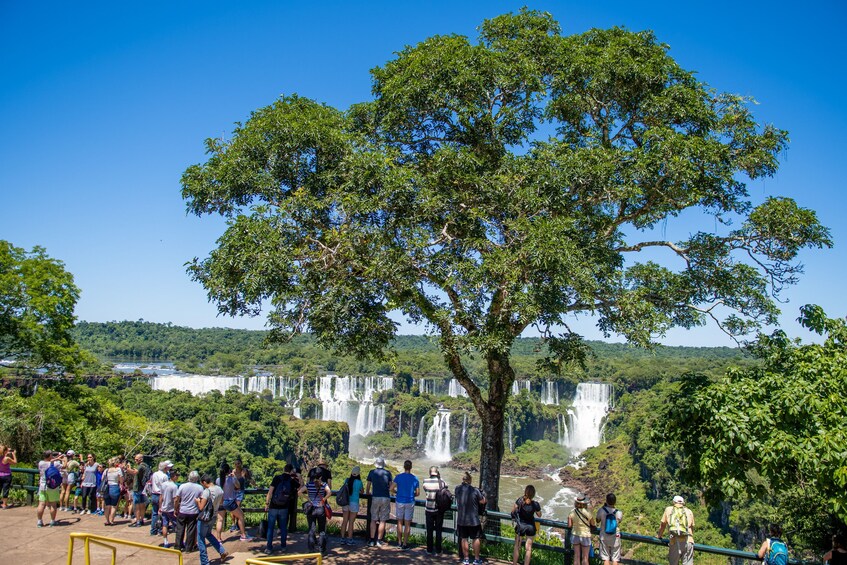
[299,473,332,554]
[758,524,789,565]
[337,466,363,546]
[511,484,542,565]
[568,493,595,565]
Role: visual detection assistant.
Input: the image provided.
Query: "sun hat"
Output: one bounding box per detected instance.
[375,457,385,468]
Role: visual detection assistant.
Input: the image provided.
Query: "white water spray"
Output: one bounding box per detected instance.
[425,410,452,461]
[564,382,613,454]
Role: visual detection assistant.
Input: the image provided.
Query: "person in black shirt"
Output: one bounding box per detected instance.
[308,460,332,488]
[264,464,295,553]
[454,472,486,565]
[511,485,542,565]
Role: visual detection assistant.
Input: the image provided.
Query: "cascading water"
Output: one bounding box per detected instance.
[398,410,403,436]
[512,380,531,395]
[416,416,427,445]
[541,380,560,405]
[317,375,393,436]
[425,410,452,461]
[448,378,468,398]
[564,382,613,454]
[507,414,514,453]
[151,374,243,395]
[556,413,568,446]
[458,413,468,452]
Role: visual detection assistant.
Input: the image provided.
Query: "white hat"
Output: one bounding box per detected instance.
[375,457,385,468]
[673,495,685,505]
[66,450,75,456]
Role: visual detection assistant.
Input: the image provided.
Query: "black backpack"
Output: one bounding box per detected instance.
[271,475,293,507]
[335,479,350,507]
[435,485,453,512]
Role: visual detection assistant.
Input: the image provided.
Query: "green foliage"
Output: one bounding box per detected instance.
[663,305,847,548]
[0,240,93,372]
[0,381,347,487]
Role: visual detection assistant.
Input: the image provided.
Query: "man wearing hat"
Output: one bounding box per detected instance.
[365,457,392,547]
[658,495,695,565]
[308,460,332,489]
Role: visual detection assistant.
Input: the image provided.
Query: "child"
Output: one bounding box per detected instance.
[95,463,105,515]
[66,461,81,513]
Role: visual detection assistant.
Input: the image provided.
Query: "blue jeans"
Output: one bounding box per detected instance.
[266,507,289,551]
[149,493,161,534]
[197,519,225,565]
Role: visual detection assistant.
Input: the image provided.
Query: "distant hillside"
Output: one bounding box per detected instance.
[73,320,752,384]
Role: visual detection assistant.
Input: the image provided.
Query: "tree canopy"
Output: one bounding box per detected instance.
[181,9,829,508]
[0,240,89,371]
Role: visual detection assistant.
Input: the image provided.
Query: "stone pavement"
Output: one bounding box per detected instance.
[1,505,509,564]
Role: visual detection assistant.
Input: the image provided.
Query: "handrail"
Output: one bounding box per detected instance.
[245,553,323,564]
[66,532,184,565]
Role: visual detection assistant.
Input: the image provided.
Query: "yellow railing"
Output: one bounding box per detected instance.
[246,553,323,565]
[66,532,184,565]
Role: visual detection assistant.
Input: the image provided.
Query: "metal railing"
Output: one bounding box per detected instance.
[66,532,184,565]
[9,467,39,504]
[245,553,323,565]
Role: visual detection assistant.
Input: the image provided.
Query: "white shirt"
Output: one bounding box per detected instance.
[151,469,168,495]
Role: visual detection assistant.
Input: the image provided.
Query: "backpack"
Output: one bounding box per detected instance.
[335,479,350,507]
[669,506,689,537]
[435,485,453,512]
[45,464,62,489]
[766,538,789,565]
[271,475,293,507]
[603,506,618,535]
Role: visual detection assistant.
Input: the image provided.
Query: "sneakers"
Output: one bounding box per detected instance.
[229,524,239,532]
[367,540,376,547]
[473,560,483,565]
[49,520,57,527]
[375,540,384,547]
[36,520,44,528]
[239,535,254,542]
[462,560,470,565]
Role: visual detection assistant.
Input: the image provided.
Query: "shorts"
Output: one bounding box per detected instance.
[395,502,415,521]
[669,537,694,565]
[74,487,83,496]
[133,492,148,505]
[235,490,245,502]
[104,485,121,506]
[222,499,239,512]
[572,534,592,546]
[370,497,390,521]
[458,524,483,540]
[599,536,622,562]
[161,511,176,529]
[342,502,360,514]
[39,488,61,503]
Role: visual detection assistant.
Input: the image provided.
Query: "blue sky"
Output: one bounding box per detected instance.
[1,1,844,346]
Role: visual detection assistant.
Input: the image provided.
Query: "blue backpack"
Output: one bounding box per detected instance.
[603,506,618,535]
[45,464,62,489]
[766,538,789,565]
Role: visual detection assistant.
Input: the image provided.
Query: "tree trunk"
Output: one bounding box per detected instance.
[478,399,507,511]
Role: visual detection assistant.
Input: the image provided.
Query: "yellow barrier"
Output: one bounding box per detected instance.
[246,553,323,565]
[66,531,184,565]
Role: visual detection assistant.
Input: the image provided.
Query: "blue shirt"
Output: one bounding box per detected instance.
[393,473,419,504]
[367,468,392,498]
[346,478,363,504]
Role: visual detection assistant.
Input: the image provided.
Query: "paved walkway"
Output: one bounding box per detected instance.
[2,505,507,564]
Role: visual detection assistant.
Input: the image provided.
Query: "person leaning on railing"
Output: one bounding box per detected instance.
[0,445,17,509]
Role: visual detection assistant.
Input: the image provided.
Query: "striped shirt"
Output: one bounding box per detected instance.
[422,476,445,513]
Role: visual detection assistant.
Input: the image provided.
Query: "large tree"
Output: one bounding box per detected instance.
[181,10,830,509]
[0,240,87,372]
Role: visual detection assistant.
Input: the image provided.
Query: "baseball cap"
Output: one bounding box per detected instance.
[375,457,385,468]
[351,466,361,475]
[673,495,685,505]
[66,450,76,456]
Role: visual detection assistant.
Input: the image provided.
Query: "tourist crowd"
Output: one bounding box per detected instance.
[7,444,803,565]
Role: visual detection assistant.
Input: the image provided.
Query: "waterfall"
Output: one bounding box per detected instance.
[541,380,560,405]
[318,375,393,436]
[398,410,403,436]
[416,416,427,445]
[448,378,468,398]
[419,378,434,395]
[507,414,514,453]
[565,382,613,454]
[150,374,243,395]
[425,410,452,461]
[511,380,531,395]
[556,413,569,446]
[458,413,468,452]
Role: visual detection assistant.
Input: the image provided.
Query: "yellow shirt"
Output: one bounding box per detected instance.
[569,507,593,537]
